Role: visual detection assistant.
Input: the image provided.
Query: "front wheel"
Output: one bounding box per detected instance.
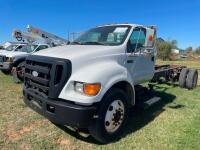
[89,88,129,143]
[12,61,25,83]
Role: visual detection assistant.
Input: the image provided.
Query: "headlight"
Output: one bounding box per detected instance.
[6,57,13,62]
[74,82,84,93]
[74,82,101,96]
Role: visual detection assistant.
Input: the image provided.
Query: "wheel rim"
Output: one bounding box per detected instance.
[104,100,125,133]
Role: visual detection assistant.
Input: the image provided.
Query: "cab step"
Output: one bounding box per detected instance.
[140,96,161,109]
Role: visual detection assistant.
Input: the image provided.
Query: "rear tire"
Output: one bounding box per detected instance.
[186,69,198,89]
[89,88,129,143]
[179,68,189,88]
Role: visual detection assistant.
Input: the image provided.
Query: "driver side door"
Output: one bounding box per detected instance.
[126,27,155,85]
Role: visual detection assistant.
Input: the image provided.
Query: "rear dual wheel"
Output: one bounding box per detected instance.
[179,68,189,88]
[186,69,198,89]
[179,68,198,89]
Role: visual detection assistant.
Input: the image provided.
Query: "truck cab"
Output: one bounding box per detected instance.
[23,24,156,143]
[0,42,28,52]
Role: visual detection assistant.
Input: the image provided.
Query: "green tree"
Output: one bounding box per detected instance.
[195,47,200,54]
[171,40,178,49]
[156,40,174,60]
[186,46,193,53]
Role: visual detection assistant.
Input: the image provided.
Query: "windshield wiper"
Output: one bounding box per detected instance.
[70,41,82,45]
[81,41,105,45]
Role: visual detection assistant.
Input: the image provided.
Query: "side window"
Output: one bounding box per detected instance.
[15,45,23,51]
[35,45,48,52]
[127,28,146,53]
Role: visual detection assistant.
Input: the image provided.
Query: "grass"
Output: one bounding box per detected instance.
[0,60,200,150]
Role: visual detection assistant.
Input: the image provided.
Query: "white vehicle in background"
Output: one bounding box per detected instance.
[0,42,28,52]
[12,44,49,82]
[0,24,69,82]
[0,43,49,78]
[0,42,28,74]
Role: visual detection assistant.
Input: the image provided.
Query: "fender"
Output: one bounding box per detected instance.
[13,54,29,67]
[59,60,135,105]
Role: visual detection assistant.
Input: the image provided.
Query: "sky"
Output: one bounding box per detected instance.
[0,0,200,49]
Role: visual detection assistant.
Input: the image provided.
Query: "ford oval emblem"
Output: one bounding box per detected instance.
[32,71,39,77]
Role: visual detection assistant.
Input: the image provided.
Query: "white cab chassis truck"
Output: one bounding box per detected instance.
[23,24,198,143]
[0,44,49,76]
[0,42,28,74]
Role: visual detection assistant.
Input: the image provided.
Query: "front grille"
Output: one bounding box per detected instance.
[24,55,72,99]
[0,55,6,63]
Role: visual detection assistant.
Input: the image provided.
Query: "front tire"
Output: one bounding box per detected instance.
[12,61,25,83]
[89,88,129,143]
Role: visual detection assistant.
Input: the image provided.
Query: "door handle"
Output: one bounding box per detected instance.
[127,60,134,63]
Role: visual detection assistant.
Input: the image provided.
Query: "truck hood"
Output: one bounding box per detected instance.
[0,51,28,58]
[0,50,8,54]
[33,45,121,60]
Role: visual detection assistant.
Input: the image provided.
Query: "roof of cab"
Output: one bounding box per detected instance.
[97,23,156,29]
[3,41,28,45]
[97,23,143,27]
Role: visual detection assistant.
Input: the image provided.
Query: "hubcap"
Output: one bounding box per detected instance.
[104,100,125,133]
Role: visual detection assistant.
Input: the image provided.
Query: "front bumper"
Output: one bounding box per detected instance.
[0,62,13,71]
[23,87,97,128]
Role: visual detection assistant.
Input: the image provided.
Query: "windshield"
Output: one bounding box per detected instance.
[17,45,38,53]
[74,25,131,46]
[5,45,18,51]
[0,46,5,49]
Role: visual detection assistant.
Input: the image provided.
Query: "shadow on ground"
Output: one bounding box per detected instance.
[55,85,181,145]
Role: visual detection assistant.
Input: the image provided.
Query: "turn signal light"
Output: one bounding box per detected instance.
[83,83,101,96]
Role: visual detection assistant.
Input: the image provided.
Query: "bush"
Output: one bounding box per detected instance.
[156,40,175,60]
[195,47,200,54]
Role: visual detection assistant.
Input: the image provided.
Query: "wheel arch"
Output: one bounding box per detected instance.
[13,57,26,67]
[103,80,135,106]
